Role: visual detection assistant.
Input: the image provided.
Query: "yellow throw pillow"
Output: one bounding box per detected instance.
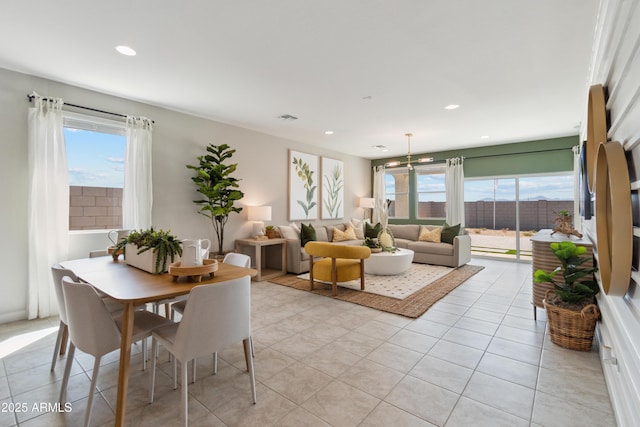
[419,226,442,243]
[333,225,357,242]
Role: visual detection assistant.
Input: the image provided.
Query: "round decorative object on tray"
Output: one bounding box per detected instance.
[168,259,218,282]
[586,84,607,192]
[595,141,632,295]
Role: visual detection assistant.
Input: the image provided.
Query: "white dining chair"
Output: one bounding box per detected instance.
[50,265,78,371]
[59,277,172,427]
[222,252,251,268]
[149,276,256,427]
[169,252,254,381]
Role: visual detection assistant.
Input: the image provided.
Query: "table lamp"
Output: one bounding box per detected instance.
[359,197,375,220]
[248,205,272,239]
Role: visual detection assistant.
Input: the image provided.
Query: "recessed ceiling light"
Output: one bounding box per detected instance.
[444,104,460,110]
[324,130,334,135]
[372,145,388,152]
[481,135,490,139]
[115,45,136,56]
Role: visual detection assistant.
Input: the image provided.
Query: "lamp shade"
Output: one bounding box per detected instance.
[359,198,375,209]
[247,205,272,221]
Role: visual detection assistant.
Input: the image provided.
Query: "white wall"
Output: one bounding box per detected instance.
[583,0,640,425]
[0,67,371,323]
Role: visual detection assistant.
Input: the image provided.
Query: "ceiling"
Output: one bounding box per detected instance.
[0,1,599,159]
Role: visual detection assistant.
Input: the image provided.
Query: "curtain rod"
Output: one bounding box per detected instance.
[26,94,154,123]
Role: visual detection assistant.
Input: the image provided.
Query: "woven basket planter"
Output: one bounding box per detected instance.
[543,290,600,351]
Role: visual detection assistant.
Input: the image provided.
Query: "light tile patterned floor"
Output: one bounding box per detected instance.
[0,258,617,426]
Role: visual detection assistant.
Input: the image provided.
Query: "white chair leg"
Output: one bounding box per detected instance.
[181,360,189,427]
[244,338,257,404]
[85,356,102,427]
[59,342,75,404]
[142,337,147,371]
[50,321,65,371]
[149,338,158,403]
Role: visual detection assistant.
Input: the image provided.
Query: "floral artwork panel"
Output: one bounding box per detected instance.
[289,150,319,221]
[321,157,344,219]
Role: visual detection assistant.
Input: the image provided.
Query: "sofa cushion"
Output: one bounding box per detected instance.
[315,226,329,242]
[407,241,454,256]
[441,222,461,244]
[387,224,420,241]
[419,226,442,243]
[365,222,381,238]
[300,223,317,246]
[333,225,357,242]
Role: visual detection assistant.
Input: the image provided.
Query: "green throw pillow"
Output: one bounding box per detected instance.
[441,222,461,244]
[365,222,381,239]
[300,223,317,246]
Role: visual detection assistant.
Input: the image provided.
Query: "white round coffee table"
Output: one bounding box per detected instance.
[364,248,415,275]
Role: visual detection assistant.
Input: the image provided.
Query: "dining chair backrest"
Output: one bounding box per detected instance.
[61,277,121,357]
[51,264,79,325]
[223,252,251,268]
[173,276,251,362]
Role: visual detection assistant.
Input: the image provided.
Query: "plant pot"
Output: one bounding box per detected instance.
[543,290,600,351]
[265,229,278,239]
[370,247,382,253]
[125,244,174,274]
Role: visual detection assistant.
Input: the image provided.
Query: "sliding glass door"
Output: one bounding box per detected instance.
[464,173,574,260]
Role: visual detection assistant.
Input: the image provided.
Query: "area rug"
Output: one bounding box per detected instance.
[296,263,453,299]
[269,264,484,318]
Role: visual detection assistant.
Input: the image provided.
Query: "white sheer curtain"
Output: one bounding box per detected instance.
[573,145,582,232]
[372,165,388,226]
[123,116,153,229]
[445,157,465,227]
[27,94,69,319]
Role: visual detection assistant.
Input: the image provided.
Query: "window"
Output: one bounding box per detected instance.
[415,165,446,219]
[64,112,126,230]
[385,168,410,218]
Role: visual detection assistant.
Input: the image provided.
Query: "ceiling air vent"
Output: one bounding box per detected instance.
[277,114,298,120]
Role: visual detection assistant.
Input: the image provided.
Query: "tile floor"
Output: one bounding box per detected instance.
[0,258,616,426]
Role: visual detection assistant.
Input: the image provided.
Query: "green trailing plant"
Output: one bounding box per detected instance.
[112,227,182,274]
[292,156,317,218]
[323,163,343,219]
[187,144,244,255]
[534,241,599,304]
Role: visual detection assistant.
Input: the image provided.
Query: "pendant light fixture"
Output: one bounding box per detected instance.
[405,132,413,170]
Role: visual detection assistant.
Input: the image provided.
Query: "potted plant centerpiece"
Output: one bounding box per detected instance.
[363,236,382,253]
[112,227,182,274]
[534,241,600,351]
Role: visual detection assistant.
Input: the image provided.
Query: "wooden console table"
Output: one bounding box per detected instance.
[531,229,593,320]
[235,238,287,281]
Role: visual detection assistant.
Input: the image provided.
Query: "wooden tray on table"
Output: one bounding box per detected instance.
[168,259,218,282]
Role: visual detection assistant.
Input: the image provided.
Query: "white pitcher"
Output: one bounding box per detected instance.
[108,229,131,247]
[181,239,211,267]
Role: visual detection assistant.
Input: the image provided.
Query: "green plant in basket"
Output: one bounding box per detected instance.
[112,227,182,274]
[534,241,599,306]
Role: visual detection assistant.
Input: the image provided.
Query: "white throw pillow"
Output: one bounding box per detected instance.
[349,218,368,240]
[278,225,299,240]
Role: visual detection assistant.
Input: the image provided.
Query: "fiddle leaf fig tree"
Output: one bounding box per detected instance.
[187,143,244,255]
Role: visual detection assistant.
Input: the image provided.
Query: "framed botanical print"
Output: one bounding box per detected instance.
[321,157,344,219]
[289,150,319,221]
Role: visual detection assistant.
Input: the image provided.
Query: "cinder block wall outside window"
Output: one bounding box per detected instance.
[69,186,122,230]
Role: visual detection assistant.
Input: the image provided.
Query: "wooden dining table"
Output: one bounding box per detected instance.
[60,256,256,427]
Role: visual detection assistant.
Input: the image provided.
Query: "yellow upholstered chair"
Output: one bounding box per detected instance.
[304,241,371,296]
